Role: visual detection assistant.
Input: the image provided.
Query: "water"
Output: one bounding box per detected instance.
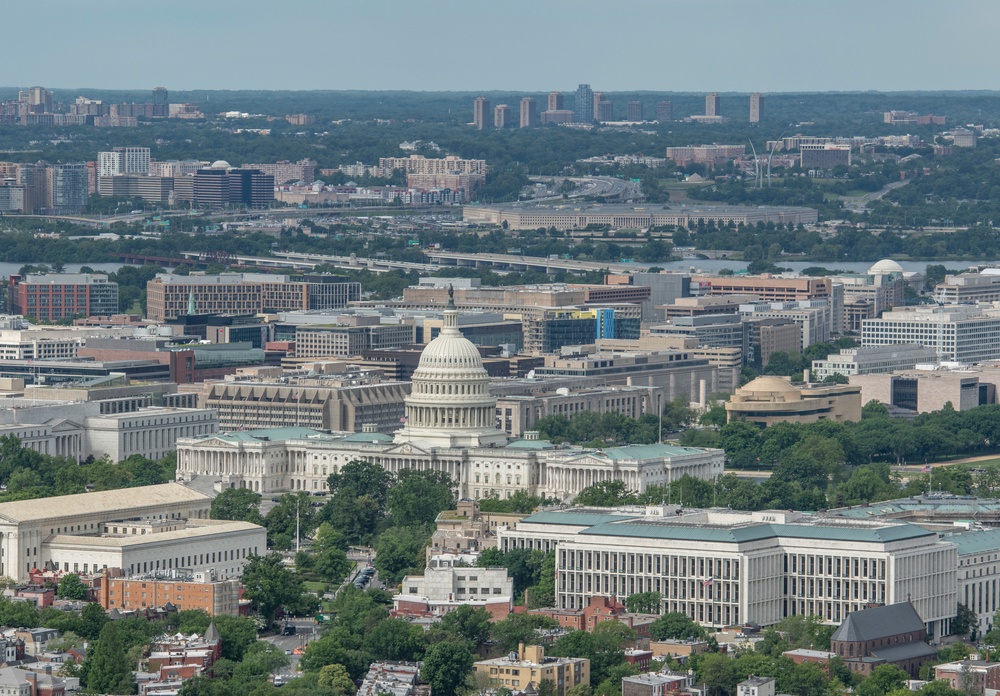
[0,262,126,278]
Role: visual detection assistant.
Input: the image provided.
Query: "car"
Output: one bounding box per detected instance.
[281,625,296,636]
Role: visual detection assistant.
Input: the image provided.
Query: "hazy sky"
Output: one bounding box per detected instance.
[7,0,999,92]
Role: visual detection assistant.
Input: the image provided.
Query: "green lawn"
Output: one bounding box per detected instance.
[302,581,328,593]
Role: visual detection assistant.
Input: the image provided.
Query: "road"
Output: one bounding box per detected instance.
[840,180,909,213]
[262,618,320,674]
[526,175,638,202]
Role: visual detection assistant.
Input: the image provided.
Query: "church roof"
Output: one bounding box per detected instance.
[831,602,925,643]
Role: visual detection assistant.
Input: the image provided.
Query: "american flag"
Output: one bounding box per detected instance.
[292,392,299,400]
[400,416,408,423]
[702,578,714,587]
[922,465,932,473]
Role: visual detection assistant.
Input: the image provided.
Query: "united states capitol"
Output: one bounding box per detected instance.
[174,294,723,500]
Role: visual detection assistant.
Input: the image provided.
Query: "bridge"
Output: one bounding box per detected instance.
[422,251,649,274]
[179,250,441,274]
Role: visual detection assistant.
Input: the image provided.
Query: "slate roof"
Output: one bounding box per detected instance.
[831,602,925,643]
[871,641,937,663]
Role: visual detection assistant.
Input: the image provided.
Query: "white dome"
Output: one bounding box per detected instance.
[210,160,232,170]
[417,333,486,371]
[869,259,904,275]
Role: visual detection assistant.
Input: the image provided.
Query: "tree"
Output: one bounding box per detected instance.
[421,640,474,696]
[855,664,908,696]
[80,602,110,640]
[491,613,559,653]
[574,480,637,506]
[211,488,264,525]
[624,592,661,614]
[57,574,88,600]
[374,525,432,585]
[314,548,352,585]
[324,461,393,544]
[439,605,492,647]
[317,664,357,695]
[265,492,316,550]
[387,470,455,527]
[364,618,424,662]
[477,548,545,598]
[83,621,135,694]
[649,612,707,641]
[698,652,737,696]
[953,602,978,640]
[240,553,304,626]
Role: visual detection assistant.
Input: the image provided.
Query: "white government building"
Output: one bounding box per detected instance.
[175,297,723,501]
[0,483,265,582]
[499,505,961,640]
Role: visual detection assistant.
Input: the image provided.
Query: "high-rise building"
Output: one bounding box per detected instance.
[10,273,119,321]
[657,100,673,122]
[18,87,52,114]
[493,104,512,129]
[97,147,151,177]
[519,97,537,128]
[192,162,274,210]
[575,84,594,123]
[151,87,168,118]
[750,92,762,123]
[547,92,564,111]
[705,93,721,117]
[627,101,643,121]
[592,91,604,116]
[595,100,614,122]
[473,96,491,130]
[48,164,89,214]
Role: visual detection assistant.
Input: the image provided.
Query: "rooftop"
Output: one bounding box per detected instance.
[0,483,209,524]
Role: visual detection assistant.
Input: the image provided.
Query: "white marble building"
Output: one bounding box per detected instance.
[176,300,723,501]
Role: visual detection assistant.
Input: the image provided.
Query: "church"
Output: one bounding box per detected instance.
[175,296,723,501]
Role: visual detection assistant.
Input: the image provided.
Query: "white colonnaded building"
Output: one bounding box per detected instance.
[176,297,723,501]
[0,482,265,582]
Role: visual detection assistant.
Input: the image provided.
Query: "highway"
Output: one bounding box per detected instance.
[527,175,639,202]
[424,250,653,274]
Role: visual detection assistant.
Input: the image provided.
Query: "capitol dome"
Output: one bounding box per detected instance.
[868,259,904,275]
[395,290,508,449]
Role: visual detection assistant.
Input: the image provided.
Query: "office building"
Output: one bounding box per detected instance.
[812,345,938,381]
[740,300,834,351]
[47,164,89,215]
[861,304,1000,364]
[627,101,643,121]
[700,276,831,303]
[705,93,721,117]
[240,159,316,185]
[146,273,360,322]
[192,162,274,209]
[97,147,150,177]
[596,100,614,122]
[800,144,851,169]
[19,87,52,114]
[0,185,24,213]
[664,145,746,167]
[934,270,1000,304]
[97,175,174,203]
[950,128,977,148]
[495,385,661,438]
[0,483,264,582]
[749,93,762,123]
[575,84,594,123]
[646,314,747,356]
[519,97,537,128]
[548,92,565,111]
[498,506,957,637]
[494,104,512,129]
[394,556,513,619]
[750,319,803,368]
[605,272,691,322]
[473,96,491,130]
[464,203,818,231]
[540,110,575,125]
[430,499,525,558]
[475,645,589,696]
[10,274,119,321]
[294,323,416,357]
[725,375,862,425]
[656,101,673,122]
[376,154,486,177]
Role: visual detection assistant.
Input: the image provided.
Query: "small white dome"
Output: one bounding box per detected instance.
[210,160,232,170]
[869,259,904,275]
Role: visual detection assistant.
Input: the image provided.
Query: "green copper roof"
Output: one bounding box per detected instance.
[505,439,556,450]
[212,427,325,443]
[593,444,716,460]
[520,510,638,527]
[579,519,935,544]
[948,528,1000,556]
[339,431,393,443]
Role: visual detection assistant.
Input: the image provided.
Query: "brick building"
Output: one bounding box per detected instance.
[10,274,119,321]
[830,602,937,677]
[100,572,242,616]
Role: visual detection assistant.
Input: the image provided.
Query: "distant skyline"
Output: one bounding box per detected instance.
[6,0,1000,92]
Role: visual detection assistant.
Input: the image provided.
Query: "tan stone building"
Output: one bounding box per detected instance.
[474,645,589,696]
[725,376,862,425]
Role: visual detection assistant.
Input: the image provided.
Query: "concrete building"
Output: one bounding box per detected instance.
[737,677,773,696]
[498,506,958,638]
[850,368,995,414]
[520,98,537,128]
[725,375,862,425]
[240,159,315,185]
[97,175,174,203]
[473,97,491,130]
[475,644,589,696]
[800,144,851,169]
[705,93,720,117]
[495,385,662,437]
[750,319,803,368]
[698,276,831,303]
[394,556,513,619]
[97,147,151,177]
[494,104,513,129]
[935,661,1000,696]
[575,84,594,124]
[656,101,672,122]
[861,304,1000,365]
[664,145,745,167]
[294,323,416,357]
[749,93,762,124]
[812,345,939,381]
[146,273,360,322]
[627,101,643,122]
[100,572,242,616]
[0,483,264,582]
[191,162,273,209]
[605,272,691,322]
[430,499,525,558]
[376,155,487,178]
[645,314,747,357]
[934,270,1000,304]
[201,376,410,433]
[622,672,692,696]
[740,301,834,351]
[548,92,564,111]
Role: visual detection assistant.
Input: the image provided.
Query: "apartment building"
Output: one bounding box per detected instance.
[240,159,316,185]
[146,273,360,322]
[394,557,514,619]
[475,645,589,696]
[812,345,939,381]
[498,506,958,638]
[101,573,242,615]
[377,154,486,178]
[10,274,119,321]
[97,147,150,177]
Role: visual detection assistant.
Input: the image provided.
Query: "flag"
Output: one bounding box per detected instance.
[922,465,932,473]
[400,416,408,423]
[292,392,299,400]
[702,578,714,587]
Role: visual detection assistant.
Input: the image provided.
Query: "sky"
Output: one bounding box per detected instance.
[5,0,1000,93]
